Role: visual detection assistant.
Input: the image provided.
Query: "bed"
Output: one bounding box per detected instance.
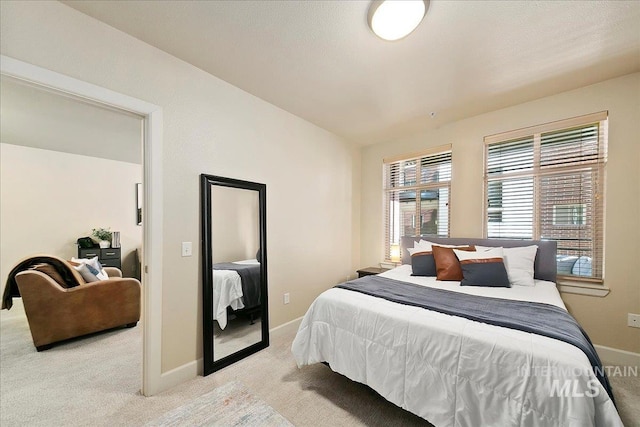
[212,259,261,329]
[291,237,622,427]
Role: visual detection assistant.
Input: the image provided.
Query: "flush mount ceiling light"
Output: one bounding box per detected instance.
[368,0,430,41]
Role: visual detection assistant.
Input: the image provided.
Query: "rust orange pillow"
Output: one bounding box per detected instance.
[432,245,476,281]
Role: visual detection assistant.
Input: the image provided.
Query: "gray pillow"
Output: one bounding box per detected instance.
[411,251,436,276]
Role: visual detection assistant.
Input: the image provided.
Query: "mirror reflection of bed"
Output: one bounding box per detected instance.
[210,185,262,362]
[212,258,262,361]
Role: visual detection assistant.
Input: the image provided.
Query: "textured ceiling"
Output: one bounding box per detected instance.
[62,0,640,145]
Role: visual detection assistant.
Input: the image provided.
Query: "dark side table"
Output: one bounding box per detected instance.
[356,266,390,278]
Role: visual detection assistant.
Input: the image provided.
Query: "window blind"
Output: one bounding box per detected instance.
[383,146,451,261]
[484,112,607,282]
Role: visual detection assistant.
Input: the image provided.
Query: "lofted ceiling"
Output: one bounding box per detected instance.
[62,0,640,145]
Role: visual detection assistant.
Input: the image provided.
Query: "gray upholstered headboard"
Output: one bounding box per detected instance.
[400,236,557,282]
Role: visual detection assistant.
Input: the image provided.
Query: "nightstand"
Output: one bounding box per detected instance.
[356,266,390,278]
[78,246,122,269]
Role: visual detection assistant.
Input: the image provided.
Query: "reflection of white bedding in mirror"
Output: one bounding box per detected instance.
[212,269,245,329]
[232,259,259,265]
[212,259,259,329]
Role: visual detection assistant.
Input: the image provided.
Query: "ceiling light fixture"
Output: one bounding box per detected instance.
[368,0,430,41]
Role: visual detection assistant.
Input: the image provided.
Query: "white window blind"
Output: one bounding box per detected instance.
[484,112,608,282]
[383,146,451,261]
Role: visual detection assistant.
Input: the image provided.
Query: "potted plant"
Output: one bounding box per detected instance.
[92,228,113,248]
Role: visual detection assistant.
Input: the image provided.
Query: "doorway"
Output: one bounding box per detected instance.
[0,55,163,396]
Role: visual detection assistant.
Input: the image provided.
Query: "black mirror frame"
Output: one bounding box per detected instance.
[200,173,269,376]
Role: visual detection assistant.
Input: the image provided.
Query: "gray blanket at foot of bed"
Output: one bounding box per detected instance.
[336,275,613,402]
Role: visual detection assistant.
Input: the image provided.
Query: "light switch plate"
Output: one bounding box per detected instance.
[628,313,640,328]
[181,242,192,257]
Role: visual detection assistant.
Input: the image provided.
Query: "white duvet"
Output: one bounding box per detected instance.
[212,259,259,329]
[212,269,244,329]
[291,265,622,427]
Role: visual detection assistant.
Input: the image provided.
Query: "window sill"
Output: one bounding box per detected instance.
[557,280,610,297]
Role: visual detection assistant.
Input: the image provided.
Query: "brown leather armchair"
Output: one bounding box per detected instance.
[15,264,141,351]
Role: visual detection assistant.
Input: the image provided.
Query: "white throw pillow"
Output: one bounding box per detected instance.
[73,263,100,283]
[454,246,504,261]
[407,240,464,256]
[419,240,461,249]
[408,245,431,256]
[407,240,432,256]
[407,247,427,256]
[71,256,109,280]
[503,246,538,286]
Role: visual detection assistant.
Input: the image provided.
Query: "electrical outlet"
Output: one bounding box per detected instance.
[181,242,192,257]
[284,293,290,305]
[628,313,640,328]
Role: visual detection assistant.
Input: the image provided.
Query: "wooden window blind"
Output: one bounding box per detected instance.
[383,145,452,261]
[484,112,608,282]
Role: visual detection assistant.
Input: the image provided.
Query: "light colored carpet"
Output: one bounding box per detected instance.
[146,381,293,427]
[1,299,638,426]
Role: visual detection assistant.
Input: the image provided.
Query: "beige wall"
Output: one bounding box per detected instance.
[0,1,357,372]
[361,73,640,353]
[0,143,143,280]
[211,185,259,263]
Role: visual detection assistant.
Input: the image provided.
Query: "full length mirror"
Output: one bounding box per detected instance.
[201,174,268,375]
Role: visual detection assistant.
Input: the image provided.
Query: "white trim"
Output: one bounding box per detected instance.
[158,358,204,391]
[154,317,305,390]
[269,316,303,333]
[558,282,610,297]
[594,345,640,367]
[0,55,165,396]
[142,107,164,396]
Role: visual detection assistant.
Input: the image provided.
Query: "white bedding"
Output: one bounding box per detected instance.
[212,259,259,329]
[212,270,244,329]
[291,265,622,427]
[381,265,567,308]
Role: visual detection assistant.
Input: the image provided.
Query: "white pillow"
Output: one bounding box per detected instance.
[408,246,428,256]
[419,240,461,249]
[503,246,538,286]
[407,240,464,256]
[73,263,100,282]
[72,256,109,280]
[407,240,432,256]
[454,246,504,261]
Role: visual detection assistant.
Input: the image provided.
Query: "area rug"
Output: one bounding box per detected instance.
[146,381,294,427]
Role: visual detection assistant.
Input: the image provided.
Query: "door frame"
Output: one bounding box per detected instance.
[1,55,164,396]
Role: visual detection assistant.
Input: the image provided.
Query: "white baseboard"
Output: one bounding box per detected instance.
[269,316,303,333]
[594,345,640,367]
[157,357,203,393]
[153,316,303,394]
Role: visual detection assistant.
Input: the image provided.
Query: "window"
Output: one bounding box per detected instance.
[383,145,451,260]
[553,204,586,226]
[484,112,608,282]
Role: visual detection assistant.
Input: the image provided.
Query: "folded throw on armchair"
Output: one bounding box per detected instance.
[2,255,83,310]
